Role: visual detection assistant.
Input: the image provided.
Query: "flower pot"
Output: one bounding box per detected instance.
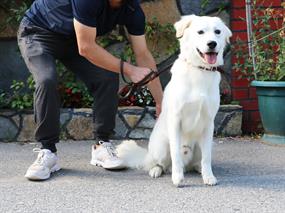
[251,81,285,145]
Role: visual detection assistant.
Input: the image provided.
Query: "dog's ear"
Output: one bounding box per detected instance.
[174,15,196,38]
[223,24,232,44]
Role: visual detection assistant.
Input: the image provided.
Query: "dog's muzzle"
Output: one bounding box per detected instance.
[196,48,218,64]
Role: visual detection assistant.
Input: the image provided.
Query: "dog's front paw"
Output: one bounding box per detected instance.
[203,175,218,186]
[149,166,163,178]
[172,172,184,187]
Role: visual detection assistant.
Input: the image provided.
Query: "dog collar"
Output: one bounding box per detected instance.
[198,66,224,73]
[179,57,224,73]
[179,57,225,73]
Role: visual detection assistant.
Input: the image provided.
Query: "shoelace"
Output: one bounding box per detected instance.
[33,148,54,165]
[99,141,118,158]
[32,148,45,165]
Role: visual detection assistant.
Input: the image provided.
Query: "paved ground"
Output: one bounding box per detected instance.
[0,138,285,213]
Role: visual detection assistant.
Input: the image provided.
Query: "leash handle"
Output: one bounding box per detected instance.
[120,59,158,86]
[118,84,136,100]
[135,70,157,87]
[118,70,157,100]
[118,59,165,100]
[120,59,132,84]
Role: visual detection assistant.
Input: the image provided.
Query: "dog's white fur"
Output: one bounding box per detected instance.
[117,15,232,186]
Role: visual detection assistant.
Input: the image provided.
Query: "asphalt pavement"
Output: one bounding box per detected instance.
[0,138,285,213]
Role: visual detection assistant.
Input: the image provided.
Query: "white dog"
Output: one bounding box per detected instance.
[117,15,232,186]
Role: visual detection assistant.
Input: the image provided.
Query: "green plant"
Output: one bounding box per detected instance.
[201,0,210,12]
[234,1,285,81]
[8,1,33,24]
[9,78,34,109]
[0,0,33,31]
[96,26,126,48]
[145,17,179,59]
[118,86,155,107]
[57,61,93,108]
[0,90,8,108]
[0,64,94,110]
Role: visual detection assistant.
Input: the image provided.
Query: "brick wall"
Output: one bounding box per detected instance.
[230,0,283,133]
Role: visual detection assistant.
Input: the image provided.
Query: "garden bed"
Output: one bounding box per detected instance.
[0,105,242,142]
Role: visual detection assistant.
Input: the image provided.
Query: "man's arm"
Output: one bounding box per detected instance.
[73,19,151,83]
[129,34,163,116]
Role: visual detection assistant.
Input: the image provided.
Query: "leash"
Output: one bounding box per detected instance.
[118,59,224,100]
[118,59,170,100]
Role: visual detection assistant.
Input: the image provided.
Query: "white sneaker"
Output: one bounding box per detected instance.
[25,148,61,180]
[90,141,125,170]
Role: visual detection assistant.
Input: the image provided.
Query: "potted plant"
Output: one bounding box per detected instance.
[234,1,285,144]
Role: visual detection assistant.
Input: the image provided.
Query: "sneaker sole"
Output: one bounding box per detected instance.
[25,164,61,181]
[90,159,126,170]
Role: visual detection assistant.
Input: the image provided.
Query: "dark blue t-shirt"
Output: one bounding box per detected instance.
[24,0,145,36]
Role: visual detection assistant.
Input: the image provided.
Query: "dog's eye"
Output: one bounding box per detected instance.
[198,30,204,35]
[215,29,221,34]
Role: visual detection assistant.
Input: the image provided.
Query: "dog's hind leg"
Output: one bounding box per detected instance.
[147,117,171,178]
[148,145,170,178]
[147,136,171,179]
[149,165,164,178]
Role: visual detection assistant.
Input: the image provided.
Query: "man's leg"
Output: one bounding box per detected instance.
[18,18,61,180]
[91,71,119,141]
[61,56,119,142]
[61,55,125,169]
[32,56,60,153]
[18,26,60,152]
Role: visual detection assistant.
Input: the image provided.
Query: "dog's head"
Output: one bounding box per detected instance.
[174,15,232,67]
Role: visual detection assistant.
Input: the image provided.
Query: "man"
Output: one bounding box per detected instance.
[18,0,163,180]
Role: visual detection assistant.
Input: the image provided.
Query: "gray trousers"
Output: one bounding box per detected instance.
[17,17,119,152]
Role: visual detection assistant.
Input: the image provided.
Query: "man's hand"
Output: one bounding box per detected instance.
[122,63,152,83]
[125,63,162,118]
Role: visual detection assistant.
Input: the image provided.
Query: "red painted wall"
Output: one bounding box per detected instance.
[230,0,284,133]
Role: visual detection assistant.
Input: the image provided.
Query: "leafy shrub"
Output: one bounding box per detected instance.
[234,1,285,81]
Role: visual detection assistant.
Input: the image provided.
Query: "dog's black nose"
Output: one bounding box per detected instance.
[207,41,217,49]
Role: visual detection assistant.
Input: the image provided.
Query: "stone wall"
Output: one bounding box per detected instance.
[0,105,242,142]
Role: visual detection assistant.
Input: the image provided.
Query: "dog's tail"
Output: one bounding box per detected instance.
[116,140,148,169]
